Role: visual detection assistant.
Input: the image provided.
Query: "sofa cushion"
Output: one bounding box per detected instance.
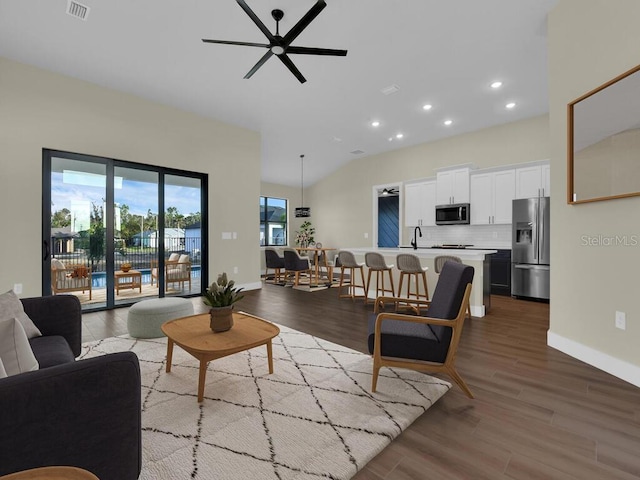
[29,336,76,369]
[0,317,39,376]
[0,290,42,339]
[51,258,66,270]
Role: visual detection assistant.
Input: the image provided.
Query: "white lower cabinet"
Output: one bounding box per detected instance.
[470,169,515,225]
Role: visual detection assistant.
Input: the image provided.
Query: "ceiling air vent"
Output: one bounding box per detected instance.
[67,0,90,20]
[381,84,400,96]
[350,149,365,155]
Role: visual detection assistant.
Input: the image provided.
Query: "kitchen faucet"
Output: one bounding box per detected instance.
[411,226,422,250]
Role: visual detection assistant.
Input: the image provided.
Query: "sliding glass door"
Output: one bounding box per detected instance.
[48,156,108,309]
[43,150,207,311]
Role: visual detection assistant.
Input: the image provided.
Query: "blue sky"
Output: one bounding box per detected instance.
[51,172,200,230]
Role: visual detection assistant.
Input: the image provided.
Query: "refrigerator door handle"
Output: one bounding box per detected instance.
[533,201,538,261]
[540,201,545,261]
[515,264,550,270]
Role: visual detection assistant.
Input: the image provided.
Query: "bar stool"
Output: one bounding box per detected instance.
[337,250,366,300]
[364,252,395,304]
[434,255,472,320]
[396,253,429,306]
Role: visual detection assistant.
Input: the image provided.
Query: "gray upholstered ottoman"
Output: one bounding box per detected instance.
[127,297,194,338]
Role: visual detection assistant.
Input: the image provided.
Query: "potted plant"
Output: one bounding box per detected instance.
[294,221,315,248]
[203,272,244,332]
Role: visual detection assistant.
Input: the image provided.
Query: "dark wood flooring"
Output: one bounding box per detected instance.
[82,283,640,479]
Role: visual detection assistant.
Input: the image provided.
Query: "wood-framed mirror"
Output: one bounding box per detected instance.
[568,63,640,204]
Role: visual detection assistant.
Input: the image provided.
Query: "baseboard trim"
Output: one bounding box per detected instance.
[547,331,640,388]
[470,305,485,318]
[238,281,263,292]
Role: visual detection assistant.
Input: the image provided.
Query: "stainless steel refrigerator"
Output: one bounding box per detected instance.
[511,197,550,300]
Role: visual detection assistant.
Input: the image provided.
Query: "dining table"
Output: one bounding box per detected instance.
[295,246,336,286]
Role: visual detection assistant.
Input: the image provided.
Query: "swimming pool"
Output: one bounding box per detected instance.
[91,266,201,288]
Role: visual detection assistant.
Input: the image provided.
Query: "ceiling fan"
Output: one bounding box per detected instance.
[381,187,399,196]
[202,0,347,84]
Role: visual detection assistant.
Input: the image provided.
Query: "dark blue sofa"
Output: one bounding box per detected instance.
[0,295,141,480]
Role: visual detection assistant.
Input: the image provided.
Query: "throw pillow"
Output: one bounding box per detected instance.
[0,317,39,376]
[51,258,66,270]
[0,358,7,379]
[0,290,42,339]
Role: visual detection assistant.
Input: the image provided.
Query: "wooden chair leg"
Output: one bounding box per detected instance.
[388,269,395,296]
[421,271,429,300]
[371,363,381,392]
[365,268,373,304]
[447,366,474,399]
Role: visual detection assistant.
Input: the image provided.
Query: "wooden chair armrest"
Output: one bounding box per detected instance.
[374,296,432,313]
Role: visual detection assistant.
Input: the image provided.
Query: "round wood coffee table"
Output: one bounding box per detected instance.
[0,466,99,480]
[161,311,280,402]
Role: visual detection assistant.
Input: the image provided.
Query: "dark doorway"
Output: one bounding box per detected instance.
[377,195,399,248]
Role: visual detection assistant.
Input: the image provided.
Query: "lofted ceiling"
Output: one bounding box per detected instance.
[0,0,558,187]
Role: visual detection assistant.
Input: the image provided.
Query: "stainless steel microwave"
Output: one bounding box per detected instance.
[435,203,470,225]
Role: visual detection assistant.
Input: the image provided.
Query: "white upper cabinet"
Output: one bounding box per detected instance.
[493,169,516,223]
[470,169,515,225]
[515,163,550,199]
[404,180,436,227]
[436,167,470,205]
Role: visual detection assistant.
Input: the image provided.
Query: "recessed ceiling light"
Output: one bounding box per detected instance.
[396,133,404,139]
[490,81,503,89]
[371,121,380,127]
[443,120,453,126]
[422,104,433,111]
[506,102,516,109]
[388,137,394,142]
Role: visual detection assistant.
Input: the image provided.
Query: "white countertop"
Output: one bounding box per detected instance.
[348,247,497,261]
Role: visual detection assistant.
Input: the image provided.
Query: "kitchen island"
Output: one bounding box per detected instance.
[346,247,496,317]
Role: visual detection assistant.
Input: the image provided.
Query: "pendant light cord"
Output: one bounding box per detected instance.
[300,154,305,208]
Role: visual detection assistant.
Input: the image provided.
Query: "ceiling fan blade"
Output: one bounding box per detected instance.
[202,39,269,48]
[236,0,276,42]
[283,0,326,45]
[244,50,274,79]
[286,46,347,56]
[277,54,306,84]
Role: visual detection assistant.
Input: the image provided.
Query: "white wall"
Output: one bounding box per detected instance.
[548,0,640,384]
[0,57,261,296]
[307,115,549,250]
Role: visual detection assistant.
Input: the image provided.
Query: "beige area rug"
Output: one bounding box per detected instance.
[80,324,451,479]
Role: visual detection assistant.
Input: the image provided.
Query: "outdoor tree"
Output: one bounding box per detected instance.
[51,208,72,228]
[88,202,105,271]
[165,206,185,228]
[183,211,201,228]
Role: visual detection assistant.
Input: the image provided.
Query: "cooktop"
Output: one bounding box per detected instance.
[430,244,474,249]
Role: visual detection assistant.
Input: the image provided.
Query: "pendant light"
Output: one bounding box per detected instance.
[295,154,310,217]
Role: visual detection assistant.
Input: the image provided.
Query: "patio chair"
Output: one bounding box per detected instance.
[166,254,192,291]
[50,258,92,300]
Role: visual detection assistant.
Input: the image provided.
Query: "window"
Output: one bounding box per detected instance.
[260,196,287,246]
